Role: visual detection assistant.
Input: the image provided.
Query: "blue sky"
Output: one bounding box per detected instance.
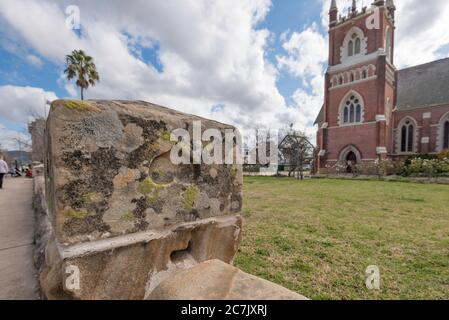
[1,0,449,150]
[261,0,323,103]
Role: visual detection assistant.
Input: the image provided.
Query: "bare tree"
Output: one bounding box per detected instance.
[278,125,315,180]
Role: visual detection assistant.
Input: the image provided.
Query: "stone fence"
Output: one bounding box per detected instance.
[33,100,306,300]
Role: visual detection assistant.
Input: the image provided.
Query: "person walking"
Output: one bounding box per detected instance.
[0,156,9,189]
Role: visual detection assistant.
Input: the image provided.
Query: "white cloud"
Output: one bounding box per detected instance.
[25,54,44,67]
[277,23,327,90]
[0,123,31,151]
[394,0,449,67]
[0,85,57,150]
[276,23,327,138]
[0,85,57,124]
[0,0,300,135]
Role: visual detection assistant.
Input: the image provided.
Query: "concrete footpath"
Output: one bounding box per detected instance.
[0,177,38,299]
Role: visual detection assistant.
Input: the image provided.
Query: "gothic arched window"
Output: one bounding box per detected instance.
[348,40,354,57]
[342,27,366,63]
[401,120,415,153]
[356,105,362,122]
[362,70,367,79]
[347,35,361,57]
[444,121,449,150]
[342,94,363,125]
[355,38,361,55]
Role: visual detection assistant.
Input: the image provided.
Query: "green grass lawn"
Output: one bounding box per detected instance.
[234,177,449,300]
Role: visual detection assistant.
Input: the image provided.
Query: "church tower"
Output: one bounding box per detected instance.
[316,0,396,172]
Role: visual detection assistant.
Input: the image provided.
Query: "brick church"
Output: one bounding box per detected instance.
[314,0,449,173]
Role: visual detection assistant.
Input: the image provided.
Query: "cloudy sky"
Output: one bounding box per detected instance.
[1,0,449,150]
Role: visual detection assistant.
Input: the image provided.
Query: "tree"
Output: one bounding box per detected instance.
[64,50,100,100]
[278,126,315,180]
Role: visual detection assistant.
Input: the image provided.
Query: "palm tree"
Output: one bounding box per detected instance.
[64,50,100,100]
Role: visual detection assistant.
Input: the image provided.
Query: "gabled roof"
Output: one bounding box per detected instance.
[314,104,324,125]
[397,57,449,110]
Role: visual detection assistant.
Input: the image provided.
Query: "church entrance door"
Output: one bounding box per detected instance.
[346,151,357,173]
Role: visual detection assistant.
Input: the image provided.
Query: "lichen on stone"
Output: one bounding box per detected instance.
[138,177,164,195]
[183,185,199,211]
[231,165,238,179]
[64,208,88,219]
[161,131,172,142]
[82,192,103,205]
[146,195,160,205]
[121,211,135,222]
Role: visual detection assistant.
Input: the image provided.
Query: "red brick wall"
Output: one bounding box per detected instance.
[316,6,401,172]
[329,8,393,66]
[393,104,449,154]
[326,123,379,161]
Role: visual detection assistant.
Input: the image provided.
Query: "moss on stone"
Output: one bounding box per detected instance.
[138,177,167,195]
[146,194,160,205]
[183,185,199,211]
[138,177,157,194]
[121,211,135,222]
[161,130,172,142]
[82,192,102,205]
[161,130,178,146]
[64,208,88,219]
[231,165,238,179]
[63,100,93,112]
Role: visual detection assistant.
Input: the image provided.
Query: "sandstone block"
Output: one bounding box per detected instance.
[45,100,243,245]
[147,259,308,300]
[40,216,242,300]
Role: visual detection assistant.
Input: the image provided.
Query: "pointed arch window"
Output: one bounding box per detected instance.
[342,27,366,63]
[355,38,361,55]
[444,120,449,150]
[342,94,363,125]
[401,120,415,153]
[356,105,362,122]
[348,34,361,57]
[348,40,354,57]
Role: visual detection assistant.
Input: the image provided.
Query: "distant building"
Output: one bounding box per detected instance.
[314,0,449,173]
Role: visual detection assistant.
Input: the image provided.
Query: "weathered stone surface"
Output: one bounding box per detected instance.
[40,215,242,300]
[147,259,308,300]
[29,119,46,163]
[33,176,52,275]
[33,164,45,177]
[38,99,306,301]
[45,100,243,245]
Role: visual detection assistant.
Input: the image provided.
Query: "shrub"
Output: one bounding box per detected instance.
[402,156,449,177]
[437,149,449,161]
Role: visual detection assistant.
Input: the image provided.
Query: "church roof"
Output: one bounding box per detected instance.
[313,104,324,125]
[397,57,449,110]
